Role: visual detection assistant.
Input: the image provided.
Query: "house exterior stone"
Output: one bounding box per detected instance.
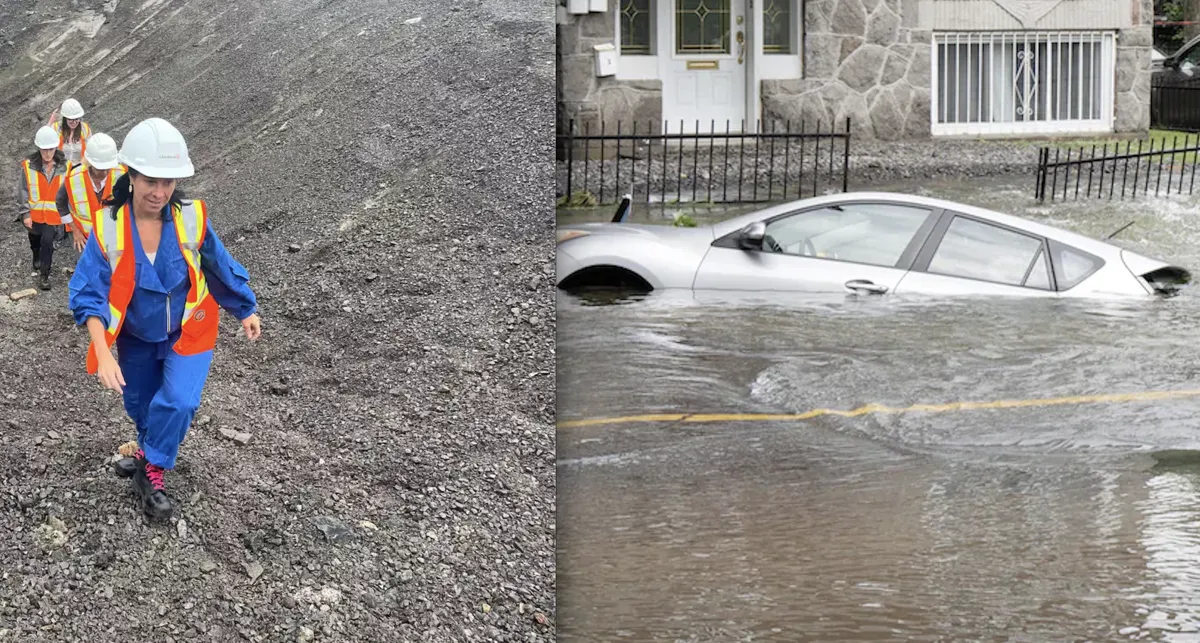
[557,0,1152,140]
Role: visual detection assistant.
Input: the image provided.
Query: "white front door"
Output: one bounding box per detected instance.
[660,0,748,134]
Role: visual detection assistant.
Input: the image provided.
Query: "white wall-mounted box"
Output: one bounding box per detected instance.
[594,42,617,77]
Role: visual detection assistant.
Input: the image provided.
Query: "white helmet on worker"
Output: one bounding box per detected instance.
[34,125,59,150]
[83,132,120,170]
[60,98,85,119]
[118,117,194,178]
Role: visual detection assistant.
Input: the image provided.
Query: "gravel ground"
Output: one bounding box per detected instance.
[0,1,555,641]
[556,133,1058,204]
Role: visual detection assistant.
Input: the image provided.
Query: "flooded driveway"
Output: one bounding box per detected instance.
[556,178,1200,641]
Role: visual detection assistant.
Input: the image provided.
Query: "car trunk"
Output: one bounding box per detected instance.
[1121,249,1192,295]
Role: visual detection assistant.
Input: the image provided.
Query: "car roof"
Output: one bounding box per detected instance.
[710,191,1127,257]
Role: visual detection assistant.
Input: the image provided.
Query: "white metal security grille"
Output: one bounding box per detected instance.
[931,31,1116,136]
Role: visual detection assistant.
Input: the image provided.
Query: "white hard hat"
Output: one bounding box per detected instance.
[60,98,85,119]
[83,132,120,170]
[118,117,194,179]
[35,125,59,150]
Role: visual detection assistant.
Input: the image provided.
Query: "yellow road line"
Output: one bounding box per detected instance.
[557,388,1200,429]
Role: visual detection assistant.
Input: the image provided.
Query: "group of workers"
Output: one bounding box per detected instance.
[19,98,116,291]
[16,98,264,522]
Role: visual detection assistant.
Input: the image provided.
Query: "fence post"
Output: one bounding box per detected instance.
[842,117,851,193]
[566,118,574,200]
[1034,147,1045,202]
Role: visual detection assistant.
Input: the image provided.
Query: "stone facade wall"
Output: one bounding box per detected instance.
[1113,0,1154,132]
[1115,26,1153,133]
[557,0,1153,141]
[762,0,932,139]
[556,0,663,138]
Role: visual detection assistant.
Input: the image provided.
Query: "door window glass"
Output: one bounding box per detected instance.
[761,203,933,268]
[621,0,654,55]
[676,0,731,54]
[925,216,1044,286]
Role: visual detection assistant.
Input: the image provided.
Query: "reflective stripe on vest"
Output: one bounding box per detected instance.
[65,165,122,236]
[22,159,63,225]
[86,200,220,376]
[173,200,212,326]
[92,205,128,336]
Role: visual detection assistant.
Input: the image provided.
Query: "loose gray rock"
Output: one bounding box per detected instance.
[217,428,252,446]
[0,0,555,641]
[311,516,354,544]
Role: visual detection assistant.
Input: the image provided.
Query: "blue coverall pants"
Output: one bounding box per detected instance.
[116,334,214,470]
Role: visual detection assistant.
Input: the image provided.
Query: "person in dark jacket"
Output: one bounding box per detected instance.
[19,126,69,290]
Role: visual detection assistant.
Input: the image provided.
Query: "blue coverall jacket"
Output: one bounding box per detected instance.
[68,203,258,468]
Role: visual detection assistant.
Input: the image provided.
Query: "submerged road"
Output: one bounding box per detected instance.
[557,181,1200,641]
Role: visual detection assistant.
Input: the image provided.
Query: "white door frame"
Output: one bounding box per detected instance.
[656,0,762,134]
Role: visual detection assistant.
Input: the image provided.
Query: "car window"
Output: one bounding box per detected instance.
[761,203,932,268]
[925,216,1045,286]
[1024,249,1052,290]
[1048,240,1104,290]
[1182,44,1200,66]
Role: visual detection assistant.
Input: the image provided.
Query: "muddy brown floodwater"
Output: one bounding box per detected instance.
[558,177,1200,641]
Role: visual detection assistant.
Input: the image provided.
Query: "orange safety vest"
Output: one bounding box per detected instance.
[64,164,125,237]
[53,120,91,156]
[21,159,65,225]
[54,122,91,207]
[85,199,221,375]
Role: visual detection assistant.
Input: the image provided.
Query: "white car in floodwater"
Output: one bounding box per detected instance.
[556,192,1191,299]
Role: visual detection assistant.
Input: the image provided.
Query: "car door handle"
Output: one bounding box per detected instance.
[845,279,888,294]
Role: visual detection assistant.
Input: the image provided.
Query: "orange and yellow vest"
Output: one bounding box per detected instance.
[64,164,125,238]
[53,121,92,192]
[85,199,220,375]
[52,120,91,155]
[21,159,65,225]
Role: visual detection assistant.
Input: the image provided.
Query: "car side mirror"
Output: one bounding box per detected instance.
[739,221,766,250]
[1165,56,1178,69]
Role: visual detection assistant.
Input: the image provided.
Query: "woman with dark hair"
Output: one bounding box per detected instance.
[18,125,69,290]
[68,117,261,521]
[46,98,92,168]
[46,98,93,244]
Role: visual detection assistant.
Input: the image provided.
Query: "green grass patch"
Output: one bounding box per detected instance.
[556,190,598,208]
[993,129,1200,163]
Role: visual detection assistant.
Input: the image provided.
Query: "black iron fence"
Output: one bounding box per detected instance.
[1151,83,1200,132]
[1034,134,1200,202]
[556,118,852,207]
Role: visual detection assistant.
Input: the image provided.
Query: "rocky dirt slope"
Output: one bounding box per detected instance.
[0,0,556,640]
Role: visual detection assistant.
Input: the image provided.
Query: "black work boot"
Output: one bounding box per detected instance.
[38,274,50,291]
[132,460,173,521]
[114,448,143,478]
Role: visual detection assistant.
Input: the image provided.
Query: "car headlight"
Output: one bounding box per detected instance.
[557,229,590,244]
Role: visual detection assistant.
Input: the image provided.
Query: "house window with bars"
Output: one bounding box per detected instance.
[932,31,1115,135]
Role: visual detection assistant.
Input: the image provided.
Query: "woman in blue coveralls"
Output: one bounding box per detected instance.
[69,117,261,521]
